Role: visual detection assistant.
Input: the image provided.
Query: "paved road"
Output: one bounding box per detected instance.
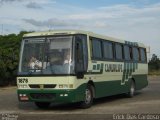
[0,76,160,120]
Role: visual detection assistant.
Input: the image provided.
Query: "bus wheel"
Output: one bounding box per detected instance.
[80,85,93,108]
[127,80,135,98]
[35,102,51,109]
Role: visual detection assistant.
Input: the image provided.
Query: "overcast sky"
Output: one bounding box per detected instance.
[0,0,160,57]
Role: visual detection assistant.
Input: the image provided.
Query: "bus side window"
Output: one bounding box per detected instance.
[103,41,114,60]
[132,47,140,62]
[138,48,141,61]
[124,45,131,61]
[115,43,123,60]
[140,48,147,62]
[91,37,102,59]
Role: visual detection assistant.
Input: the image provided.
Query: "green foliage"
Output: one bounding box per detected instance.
[148,54,160,75]
[0,31,30,86]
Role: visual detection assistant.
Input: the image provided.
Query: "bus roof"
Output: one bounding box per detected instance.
[23,30,146,48]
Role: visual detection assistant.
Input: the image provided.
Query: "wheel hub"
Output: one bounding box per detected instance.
[85,89,91,104]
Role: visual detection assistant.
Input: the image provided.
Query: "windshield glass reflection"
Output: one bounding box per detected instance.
[19,36,74,75]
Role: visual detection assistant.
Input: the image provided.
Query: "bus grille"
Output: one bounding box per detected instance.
[30,93,56,100]
[29,84,56,89]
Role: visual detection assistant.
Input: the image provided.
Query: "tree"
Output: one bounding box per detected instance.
[0,31,31,86]
[148,54,160,71]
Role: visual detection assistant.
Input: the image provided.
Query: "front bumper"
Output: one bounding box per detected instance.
[17,89,78,103]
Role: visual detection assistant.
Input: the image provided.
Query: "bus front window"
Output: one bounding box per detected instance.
[18,36,74,75]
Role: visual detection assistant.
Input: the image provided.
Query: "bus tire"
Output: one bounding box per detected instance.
[127,80,135,98]
[35,102,51,109]
[80,84,94,109]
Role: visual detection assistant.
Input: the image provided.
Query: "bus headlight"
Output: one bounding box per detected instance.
[69,84,73,88]
[59,84,73,88]
[19,94,29,101]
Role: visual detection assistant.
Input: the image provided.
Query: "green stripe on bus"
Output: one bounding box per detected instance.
[122,62,126,84]
[122,61,139,85]
[129,63,132,76]
[132,63,135,74]
[126,63,129,80]
[100,63,104,73]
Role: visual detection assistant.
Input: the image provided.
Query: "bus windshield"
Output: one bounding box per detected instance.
[18,36,74,75]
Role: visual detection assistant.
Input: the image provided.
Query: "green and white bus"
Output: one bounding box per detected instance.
[17,30,148,108]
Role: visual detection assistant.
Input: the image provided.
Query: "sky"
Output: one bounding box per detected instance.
[0,0,160,58]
